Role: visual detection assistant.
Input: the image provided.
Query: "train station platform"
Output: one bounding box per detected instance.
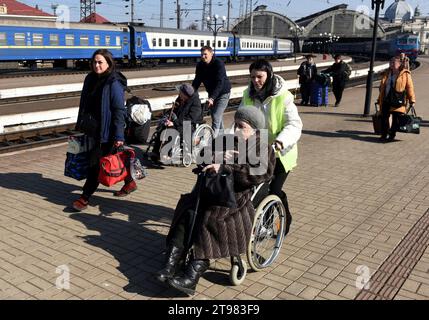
[0,57,427,301]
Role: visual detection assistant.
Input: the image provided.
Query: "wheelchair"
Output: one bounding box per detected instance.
[228,183,287,285]
[146,118,214,167]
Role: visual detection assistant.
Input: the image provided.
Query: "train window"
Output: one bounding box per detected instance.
[408,38,417,44]
[187,39,192,47]
[14,33,25,46]
[152,38,156,47]
[218,40,221,48]
[165,38,170,47]
[116,36,121,46]
[201,40,204,47]
[80,35,89,46]
[223,41,226,48]
[206,40,210,46]
[65,34,74,46]
[194,39,198,47]
[49,34,59,46]
[173,39,178,47]
[94,35,100,46]
[180,39,185,47]
[158,38,162,46]
[33,33,43,46]
[105,35,111,46]
[123,36,128,46]
[0,32,6,46]
[398,38,407,45]
[137,37,142,47]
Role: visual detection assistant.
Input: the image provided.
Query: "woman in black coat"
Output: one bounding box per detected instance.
[156,106,276,296]
[72,49,135,211]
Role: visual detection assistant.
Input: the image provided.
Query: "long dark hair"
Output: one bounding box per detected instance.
[90,49,116,74]
[249,59,275,99]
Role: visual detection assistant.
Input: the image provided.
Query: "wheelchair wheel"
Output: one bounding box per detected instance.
[229,256,247,286]
[247,195,286,272]
[192,124,214,160]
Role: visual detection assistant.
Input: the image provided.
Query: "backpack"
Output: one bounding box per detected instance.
[344,63,352,81]
[125,96,152,144]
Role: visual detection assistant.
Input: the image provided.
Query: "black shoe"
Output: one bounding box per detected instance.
[379,136,388,143]
[155,245,184,283]
[387,133,396,142]
[168,259,210,296]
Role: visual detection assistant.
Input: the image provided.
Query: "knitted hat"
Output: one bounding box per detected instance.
[178,83,194,97]
[234,106,266,130]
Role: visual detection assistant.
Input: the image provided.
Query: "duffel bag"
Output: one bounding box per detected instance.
[397,106,421,134]
[98,147,135,187]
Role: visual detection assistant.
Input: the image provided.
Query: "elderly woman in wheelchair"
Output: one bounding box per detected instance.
[156,106,287,296]
[148,83,213,166]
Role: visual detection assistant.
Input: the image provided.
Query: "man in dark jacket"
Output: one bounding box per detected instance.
[323,54,352,107]
[151,83,203,162]
[192,46,231,137]
[297,54,317,105]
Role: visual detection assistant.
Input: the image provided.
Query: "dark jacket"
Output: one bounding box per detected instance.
[167,140,276,260]
[77,71,127,143]
[192,58,231,100]
[323,61,351,84]
[173,92,203,133]
[297,61,317,84]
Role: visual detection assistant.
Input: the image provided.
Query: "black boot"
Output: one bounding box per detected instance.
[155,245,184,283]
[279,191,293,236]
[168,259,210,296]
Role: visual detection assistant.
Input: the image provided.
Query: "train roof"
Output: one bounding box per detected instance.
[131,25,233,37]
[0,17,128,31]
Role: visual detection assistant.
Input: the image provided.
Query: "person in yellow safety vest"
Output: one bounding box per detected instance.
[240,59,303,236]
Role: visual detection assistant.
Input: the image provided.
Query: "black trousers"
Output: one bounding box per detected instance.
[300,82,312,105]
[332,81,346,104]
[381,103,401,138]
[269,161,291,216]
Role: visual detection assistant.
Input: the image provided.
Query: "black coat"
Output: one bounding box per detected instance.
[297,61,317,84]
[323,61,351,84]
[173,92,203,133]
[167,141,276,260]
[192,58,231,100]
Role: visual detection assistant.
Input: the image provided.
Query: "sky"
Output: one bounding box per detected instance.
[19,0,429,29]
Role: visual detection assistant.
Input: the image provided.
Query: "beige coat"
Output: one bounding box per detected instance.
[377,69,416,114]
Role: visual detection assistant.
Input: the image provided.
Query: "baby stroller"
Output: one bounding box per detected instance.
[185,169,288,286]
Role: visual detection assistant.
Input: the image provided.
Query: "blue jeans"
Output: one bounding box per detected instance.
[210,92,230,137]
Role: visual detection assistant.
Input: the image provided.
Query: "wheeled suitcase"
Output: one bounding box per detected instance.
[310,82,329,107]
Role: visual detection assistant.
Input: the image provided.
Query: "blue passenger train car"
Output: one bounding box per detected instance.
[0,17,130,65]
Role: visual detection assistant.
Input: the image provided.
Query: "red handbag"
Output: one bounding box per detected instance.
[98,148,135,187]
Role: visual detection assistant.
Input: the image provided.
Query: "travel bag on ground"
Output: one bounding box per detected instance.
[372,103,383,135]
[310,82,329,107]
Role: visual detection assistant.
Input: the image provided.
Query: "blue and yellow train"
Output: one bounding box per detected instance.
[0,18,293,66]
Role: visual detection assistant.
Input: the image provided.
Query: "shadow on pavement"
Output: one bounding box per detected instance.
[0,172,186,298]
[302,129,382,143]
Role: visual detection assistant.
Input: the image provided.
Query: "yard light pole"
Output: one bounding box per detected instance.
[290,26,304,63]
[363,0,385,117]
[206,14,226,56]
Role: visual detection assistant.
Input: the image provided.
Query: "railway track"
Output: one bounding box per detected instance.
[0,71,377,155]
[2,56,403,154]
[0,60,371,106]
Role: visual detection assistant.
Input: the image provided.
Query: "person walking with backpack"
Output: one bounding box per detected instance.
[297,54,317,105]
[192,46,231,138]
[323,54,351,107]
[72,49,136,211]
